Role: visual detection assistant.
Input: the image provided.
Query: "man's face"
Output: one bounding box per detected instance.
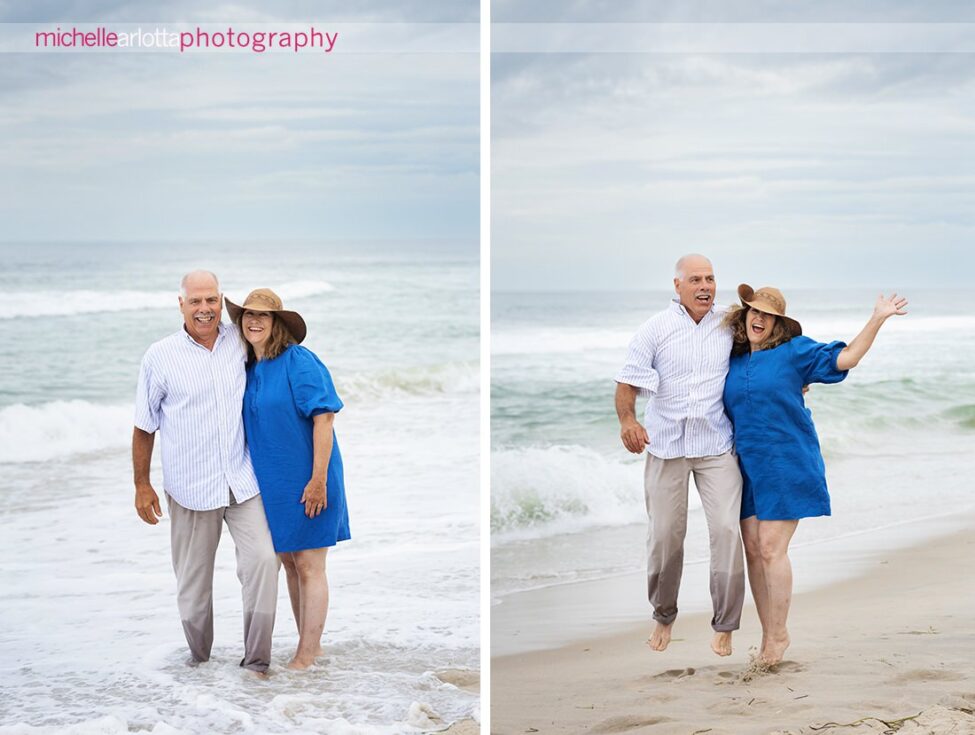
[179,277,222,345]
[673,260,716,322]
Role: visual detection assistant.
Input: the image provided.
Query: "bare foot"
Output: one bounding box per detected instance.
[761,631,790,666]
[711,631,733,657]
[646,622,673,651]
[286,645,323,670]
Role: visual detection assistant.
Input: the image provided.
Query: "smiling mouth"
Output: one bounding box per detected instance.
[695,293,712,304]
[194,313,215,324]
[751,323,766,336]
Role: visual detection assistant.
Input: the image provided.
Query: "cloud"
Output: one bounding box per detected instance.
[0,22,478,242]
[492,51,975,289]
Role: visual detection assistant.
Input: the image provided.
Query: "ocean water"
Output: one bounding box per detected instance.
[491,288,975,599]
[0,242,479,734]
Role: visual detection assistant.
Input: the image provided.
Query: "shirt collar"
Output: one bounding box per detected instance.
[670,297,717,322]
[180,321,226,348]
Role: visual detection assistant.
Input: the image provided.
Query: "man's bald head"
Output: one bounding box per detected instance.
[673,254,716,324]
[180,270,220,298]
[674,254,712,280]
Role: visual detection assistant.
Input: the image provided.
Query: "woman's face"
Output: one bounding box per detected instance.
[745,307,777,348]
[242,310,274,348]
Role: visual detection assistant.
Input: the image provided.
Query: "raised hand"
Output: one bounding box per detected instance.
[873,293,908,321]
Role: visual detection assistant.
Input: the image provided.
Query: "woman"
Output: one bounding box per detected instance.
[722,285,907,666]
[226,288,351,670]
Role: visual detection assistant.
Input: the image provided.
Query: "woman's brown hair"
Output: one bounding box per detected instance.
[723,305,795,357]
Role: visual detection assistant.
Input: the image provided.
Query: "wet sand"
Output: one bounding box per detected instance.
[492,522,975,734]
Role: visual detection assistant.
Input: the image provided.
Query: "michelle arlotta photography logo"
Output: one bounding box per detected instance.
[33,25,339,53]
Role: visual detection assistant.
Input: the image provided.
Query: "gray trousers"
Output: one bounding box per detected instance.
[167,493,279,671]
[644,451,745,631]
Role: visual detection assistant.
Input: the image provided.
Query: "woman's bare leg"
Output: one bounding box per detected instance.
[740,516,769,653]
[279,552,302,633]
[286,547,329,669]
[757,519,799,665]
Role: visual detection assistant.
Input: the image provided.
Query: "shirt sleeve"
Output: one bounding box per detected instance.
[288,346,344,419]
[133,350,164,432]
[615,322,660,396]
[791,335,849,385]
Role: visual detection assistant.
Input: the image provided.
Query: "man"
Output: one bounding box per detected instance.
[615,254,744,657]
[132,270,278,673]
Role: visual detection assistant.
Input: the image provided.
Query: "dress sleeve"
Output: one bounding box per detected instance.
[790,335,849,385]
[615,322,660,396]
[287,346,344,418]
[133,350,164,433]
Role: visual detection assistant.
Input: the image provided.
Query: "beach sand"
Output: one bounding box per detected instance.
[492,525,975,734]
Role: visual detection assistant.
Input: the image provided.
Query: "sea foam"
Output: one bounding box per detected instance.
[0,400,131,463]
[1,281,335,320]
[491,445,704,543]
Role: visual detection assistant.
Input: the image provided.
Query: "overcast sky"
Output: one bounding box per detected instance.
[0,1,478,247]
[492,3,975,289]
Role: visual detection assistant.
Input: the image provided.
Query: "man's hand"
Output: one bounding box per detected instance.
[301,476,327,518]
[135,482,163,525]
[620,418,650,454]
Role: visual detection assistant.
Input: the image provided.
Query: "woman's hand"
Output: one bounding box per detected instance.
[300,475,328,518]
[873,293,909,321]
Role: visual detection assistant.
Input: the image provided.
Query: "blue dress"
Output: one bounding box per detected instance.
[723,336,847,521]
[242,344,351,553]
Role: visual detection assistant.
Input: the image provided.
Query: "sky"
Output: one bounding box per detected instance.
[0,1,478,247]
[492,2,975,289]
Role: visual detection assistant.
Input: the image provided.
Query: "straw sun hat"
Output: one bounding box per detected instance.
[224,288,308,344]
[737,284,802,338]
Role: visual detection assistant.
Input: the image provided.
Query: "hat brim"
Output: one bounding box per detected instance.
[737,284,802,337]
[224,296,307,344]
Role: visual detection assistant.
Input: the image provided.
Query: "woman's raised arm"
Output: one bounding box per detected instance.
[835,293,908,371]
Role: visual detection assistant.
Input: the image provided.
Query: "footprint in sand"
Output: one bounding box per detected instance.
[892,668,965,684]
[652,667,696,681]
[590,714,672,733]
[770,661,803,674]
[714,670,738,685]
[738,659,804,683]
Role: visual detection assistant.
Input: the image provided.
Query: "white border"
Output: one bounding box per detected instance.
[479,0,491,731]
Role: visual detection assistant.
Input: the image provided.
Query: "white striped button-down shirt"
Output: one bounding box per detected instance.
[615,299,734,460]
[134,322,260,511]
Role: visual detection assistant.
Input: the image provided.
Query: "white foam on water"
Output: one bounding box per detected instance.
[1,282,335,320]
[0,400,132,463]
[340,361,479,401]
[492,327,635,356]
[225,280,335,304]
[0,362,479,465]
[492,314,975,357]
[0,390,479,734]
[1,290,177,319]
[491,445,703,544]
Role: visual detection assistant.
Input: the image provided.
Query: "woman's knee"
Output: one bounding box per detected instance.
[757,534,788,564]
[740,519,761,557]
[293,549,326,577]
